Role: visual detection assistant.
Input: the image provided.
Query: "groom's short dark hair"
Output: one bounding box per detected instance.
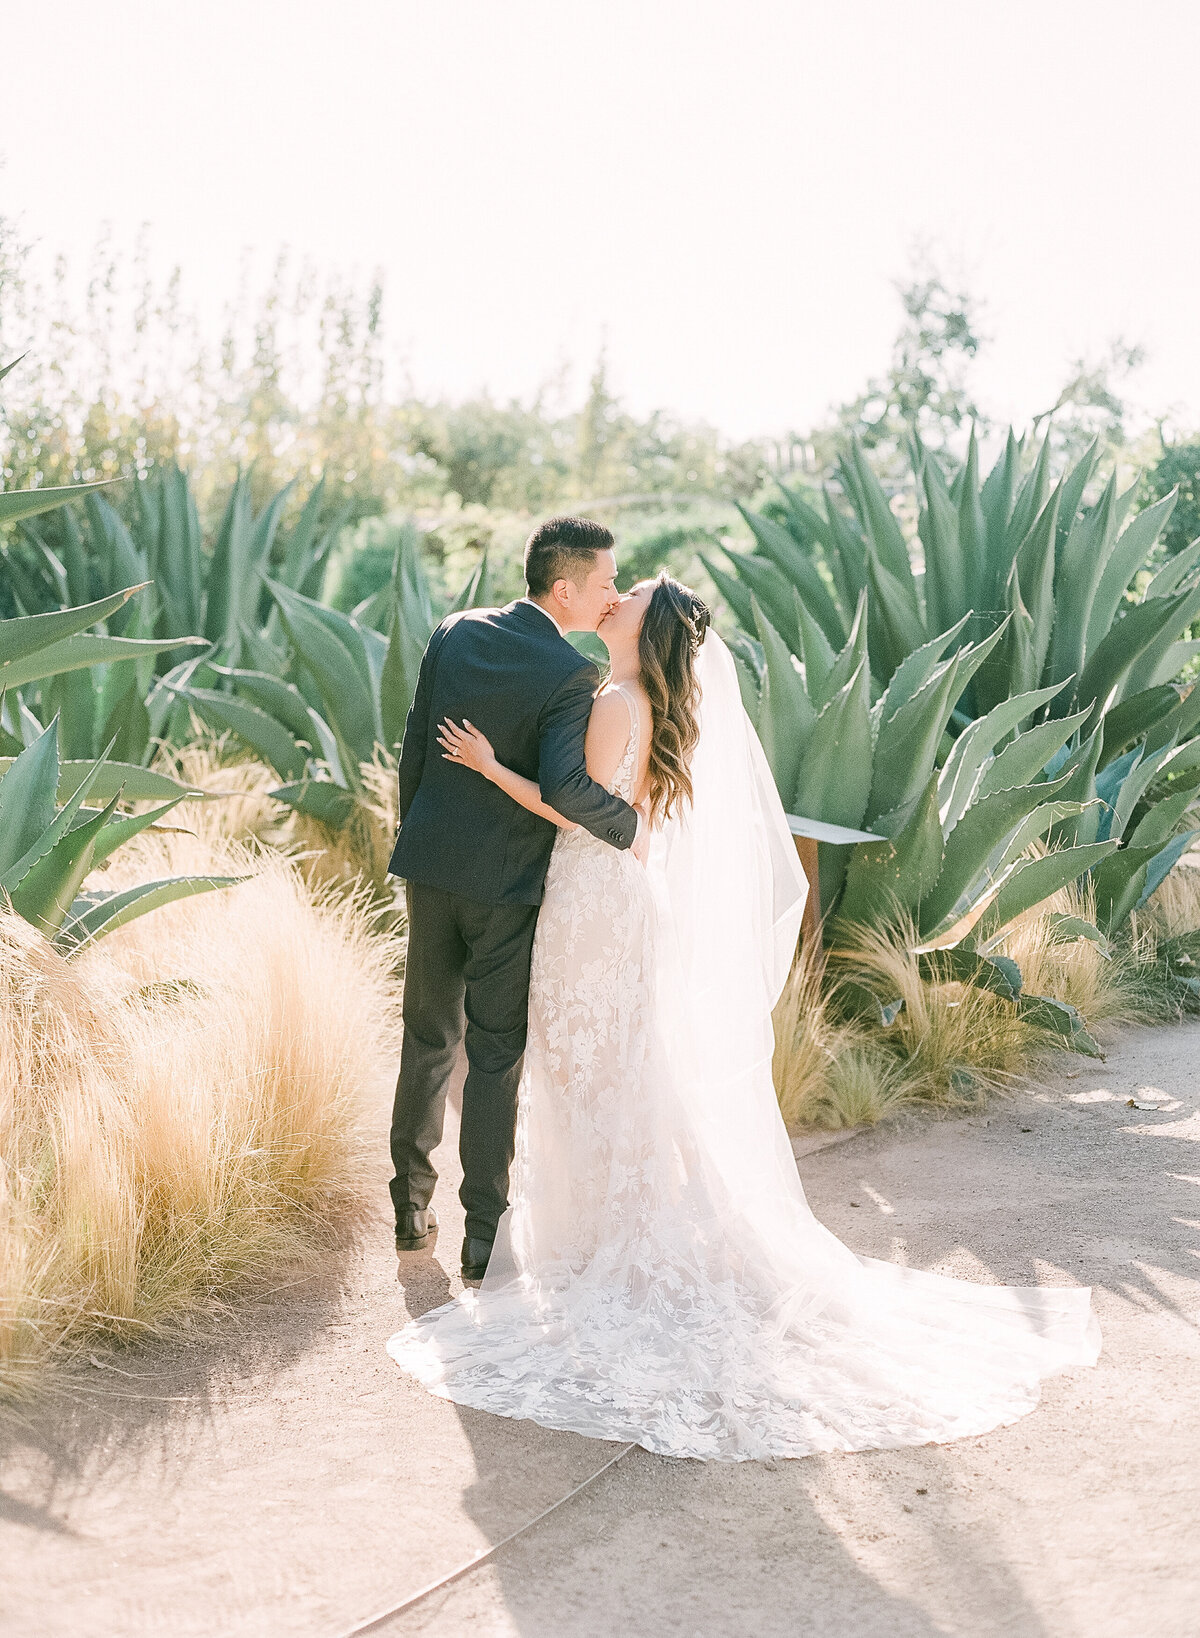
[524,516,615,597]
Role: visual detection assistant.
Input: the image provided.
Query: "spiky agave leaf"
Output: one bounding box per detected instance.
[836,773,944,928]
[751,599,814,807]
[204,473,295,653]
[167,683,311,783]
[268,778,359,829]
[57,875,246,953]
[266,578,381,768]
[8,791,124,936]
[967,842,1120,947]
[864,620,1007,828]
[1017,994,1103,1058]
[1076,585,1200,716]
[0,480,118,528]
[734,503,846,649]
[0,756,204,804]
[938,681,1071,832]
[915,771,1076,940]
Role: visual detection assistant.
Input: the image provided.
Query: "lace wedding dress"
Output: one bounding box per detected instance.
[387,643,1100,1461]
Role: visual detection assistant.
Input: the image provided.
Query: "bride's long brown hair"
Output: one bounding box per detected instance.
[637,572,711,824]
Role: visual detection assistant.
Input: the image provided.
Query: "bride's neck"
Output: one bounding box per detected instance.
[605,650,641,687]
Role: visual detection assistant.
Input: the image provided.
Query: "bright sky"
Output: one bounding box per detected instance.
[3,0,1198,440]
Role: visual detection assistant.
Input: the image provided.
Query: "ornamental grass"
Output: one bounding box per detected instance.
[0,827,400,1399]
[773,859,1200,1133]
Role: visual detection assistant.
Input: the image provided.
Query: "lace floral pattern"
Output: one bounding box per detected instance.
[387,687,1100,1462]
[510,686,657,1272]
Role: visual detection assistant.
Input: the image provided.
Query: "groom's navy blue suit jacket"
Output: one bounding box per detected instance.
[389,599,639,906]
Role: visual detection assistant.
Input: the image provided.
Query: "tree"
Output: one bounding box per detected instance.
[826,261,986,461]
[1139,435,1200,556]
[1033,339,1146,469]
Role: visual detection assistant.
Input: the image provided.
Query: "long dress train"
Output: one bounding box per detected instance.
[387,655,1100,1462]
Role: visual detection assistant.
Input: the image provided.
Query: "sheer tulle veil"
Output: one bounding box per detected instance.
[652,627,808,1026]
[649,628,1102,1348]
[647,631,846,1308]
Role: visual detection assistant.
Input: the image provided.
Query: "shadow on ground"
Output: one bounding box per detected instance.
[376,1024,1200,1638]
[2,1027,1199,1637]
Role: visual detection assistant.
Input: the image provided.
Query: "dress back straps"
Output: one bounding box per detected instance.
[611,682,639,759]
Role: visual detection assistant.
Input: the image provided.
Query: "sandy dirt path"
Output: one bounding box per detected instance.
[3,1022,1199,1638]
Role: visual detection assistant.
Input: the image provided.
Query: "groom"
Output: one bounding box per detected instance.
[387,516,641,1284]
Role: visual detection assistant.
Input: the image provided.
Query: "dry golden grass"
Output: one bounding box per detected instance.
[0,825,402,1399]
[286,749,401,907]
[997,875,1155,1026]
[155,735,285,847]
[772,945,912,1129]
[156,735,403,918]
[831,918,1036,1106]
[1142,854,1200,939]
[772,868,1185,1134]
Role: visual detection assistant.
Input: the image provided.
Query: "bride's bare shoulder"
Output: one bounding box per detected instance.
[596,681,651,733]
[589,685,634,737]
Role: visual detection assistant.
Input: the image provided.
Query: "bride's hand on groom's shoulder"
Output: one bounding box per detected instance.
[438,717,497,777]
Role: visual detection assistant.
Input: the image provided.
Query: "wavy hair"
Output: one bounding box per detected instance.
[636,572,711,824]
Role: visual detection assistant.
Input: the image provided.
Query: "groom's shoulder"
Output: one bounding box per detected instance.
[430,604,499,649]
[439,600,523,637]
[446,601,591,674]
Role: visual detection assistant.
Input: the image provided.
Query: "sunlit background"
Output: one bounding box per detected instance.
[5,0,1199,441]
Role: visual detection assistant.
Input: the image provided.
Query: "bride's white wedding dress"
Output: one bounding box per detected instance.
[387,637,1100,1461]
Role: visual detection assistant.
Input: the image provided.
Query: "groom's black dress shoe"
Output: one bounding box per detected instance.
[461,1237,493,1287]
[395,1206,437,1252]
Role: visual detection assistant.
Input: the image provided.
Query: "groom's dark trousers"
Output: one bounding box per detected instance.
[387,599,638,1246]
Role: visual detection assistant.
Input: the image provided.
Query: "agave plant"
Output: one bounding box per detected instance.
[0,360,205,737]
[0,362,241,947]
[0,716,240,953]
[8,466,346,647]
[734,594,1115,1050]
[716,427,1200,951]
[170,578,387,828]
[0,586,239,952]
[0,576,212,770]
[3,466,352,766]
[0,359,196,762]
[166,524,489,831]
[716,428,1200,715]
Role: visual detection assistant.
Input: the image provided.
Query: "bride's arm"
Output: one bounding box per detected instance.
[437,719,577,828]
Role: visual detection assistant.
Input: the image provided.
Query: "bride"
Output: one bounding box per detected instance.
[387,573,1100,1462]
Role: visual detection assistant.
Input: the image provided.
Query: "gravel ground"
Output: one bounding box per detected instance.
[4,1022,1199,1638]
